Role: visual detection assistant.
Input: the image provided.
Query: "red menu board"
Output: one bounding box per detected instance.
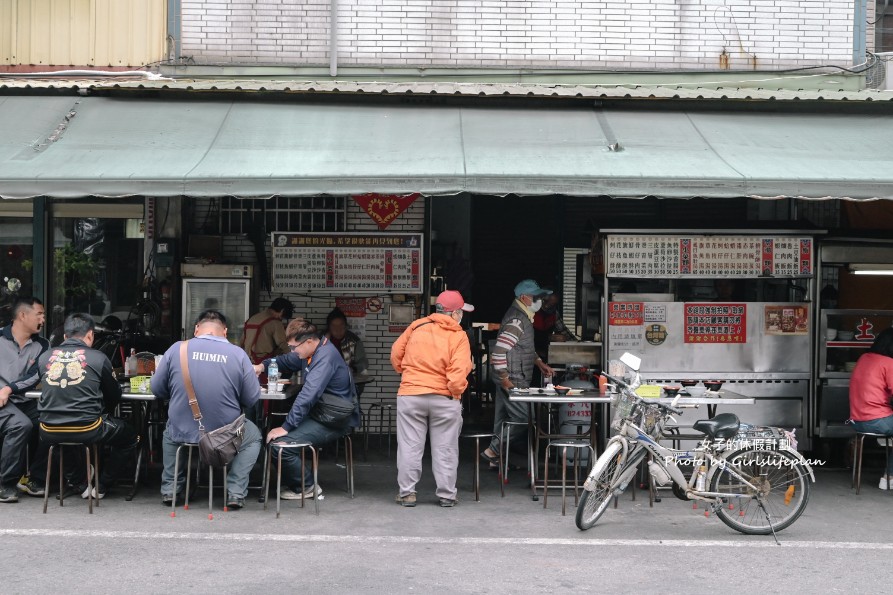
[684,303,747,344]
[609,302,645,326]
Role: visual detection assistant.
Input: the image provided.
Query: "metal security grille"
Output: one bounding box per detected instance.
[219,196,346,234]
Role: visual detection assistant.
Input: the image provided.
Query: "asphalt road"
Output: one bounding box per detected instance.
[1,456,890,593]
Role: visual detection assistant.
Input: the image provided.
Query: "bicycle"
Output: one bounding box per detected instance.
[575,353,814,542]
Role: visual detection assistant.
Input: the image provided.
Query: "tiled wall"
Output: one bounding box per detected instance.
[181,0,864,70]
[193,196,426,430]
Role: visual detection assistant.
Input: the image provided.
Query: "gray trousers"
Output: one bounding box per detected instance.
[487,382,529,455]
[396,394,463,500]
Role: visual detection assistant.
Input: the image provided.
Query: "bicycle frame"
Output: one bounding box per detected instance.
[604,418,779,503]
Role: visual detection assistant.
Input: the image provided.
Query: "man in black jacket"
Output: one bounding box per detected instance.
[34,313,138,499]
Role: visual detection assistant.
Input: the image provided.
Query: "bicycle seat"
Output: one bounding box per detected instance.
[693,413,740,440]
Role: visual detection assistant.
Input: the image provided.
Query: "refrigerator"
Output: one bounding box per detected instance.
[181,264,252,344]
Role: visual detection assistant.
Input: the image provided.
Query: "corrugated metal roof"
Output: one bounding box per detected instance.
[2,76,893,103]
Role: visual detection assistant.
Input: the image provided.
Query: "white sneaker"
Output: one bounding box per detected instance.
[280,485,322,500]
[81,485,106,500]
[880,475,893,490]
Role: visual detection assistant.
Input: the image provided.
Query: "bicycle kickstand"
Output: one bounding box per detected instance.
[757,499,781,546]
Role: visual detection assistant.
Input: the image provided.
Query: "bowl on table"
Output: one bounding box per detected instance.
[662,386,681,398]
[826,329,838,341]
[679,380,698,387]
[838,331,855,341]
[553,385,571,396]
[703,381,723,392]
[685,385,707,398]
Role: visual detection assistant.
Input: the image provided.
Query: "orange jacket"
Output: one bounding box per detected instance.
[390,313,472,399]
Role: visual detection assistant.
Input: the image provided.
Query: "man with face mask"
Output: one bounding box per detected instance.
[533,293,576,359]
[481,280,555,468]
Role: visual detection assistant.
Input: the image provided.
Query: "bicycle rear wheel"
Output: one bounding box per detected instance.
[575,441,624,531]
[711,447,810,535]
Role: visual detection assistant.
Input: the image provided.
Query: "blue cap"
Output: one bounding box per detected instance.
[514,279,552,298]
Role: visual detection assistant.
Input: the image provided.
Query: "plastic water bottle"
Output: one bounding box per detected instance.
[127,348,138,376]
[695,465,707,491]
[267,360,280,393]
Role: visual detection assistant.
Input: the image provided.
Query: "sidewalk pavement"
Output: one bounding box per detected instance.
[2,438,891,542]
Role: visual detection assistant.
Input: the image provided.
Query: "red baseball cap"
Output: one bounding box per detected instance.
[436,290,475,312]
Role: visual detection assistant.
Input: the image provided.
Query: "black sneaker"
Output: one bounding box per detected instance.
[17,479,46,497]
[0,485,19,503]
[226,497,245,510]
[439,498,458,508]
[56,483,85,500]
[161,492,186,506]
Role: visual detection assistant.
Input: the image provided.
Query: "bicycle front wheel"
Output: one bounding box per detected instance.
[575,441,625,531]
[711,447,810,535]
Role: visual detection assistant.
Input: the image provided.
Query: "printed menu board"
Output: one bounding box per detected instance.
[272,232,423,293]
[605,235,813,278]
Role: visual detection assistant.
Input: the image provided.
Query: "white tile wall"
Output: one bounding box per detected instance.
[192,196,426,430]
[180,0,860,70]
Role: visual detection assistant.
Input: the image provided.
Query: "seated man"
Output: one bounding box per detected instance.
[34,313,139,499]
[0,297,49,502]
[261,321,360,500]
[151,309,262,510]
[325,308,370,396]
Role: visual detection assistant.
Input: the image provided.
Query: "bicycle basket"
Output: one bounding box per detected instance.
[611,391,638,432]
[637,405,663,439]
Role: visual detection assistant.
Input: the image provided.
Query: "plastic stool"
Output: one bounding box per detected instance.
[500,420,530,486]
[263,441,319,518]
[43,442,100,514]
[852,432,893,494]
[170,443,228,519]
[543,439,595,516]
[460,432,504,501]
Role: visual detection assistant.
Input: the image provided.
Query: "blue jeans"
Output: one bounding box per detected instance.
[852,414,893,474]
[271,418,347,489]
[161,420,262,499]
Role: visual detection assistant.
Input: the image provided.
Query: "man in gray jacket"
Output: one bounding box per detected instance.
[151,309,262,510]
[481,280,555,468]
[0,297,49,503]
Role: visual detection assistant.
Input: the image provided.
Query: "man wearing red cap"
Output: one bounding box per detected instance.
[390,290,474,507]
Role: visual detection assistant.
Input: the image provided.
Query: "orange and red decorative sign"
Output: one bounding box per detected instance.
[353,193,420,230]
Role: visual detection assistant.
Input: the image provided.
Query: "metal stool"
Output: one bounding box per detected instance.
[367,403,394,457]
[263,441,319,518]
[43,442,100,514]
[341,434,355,498]
[170,443,228,519]
[500,420,530,486]
[543,439,595,516]
[852,432,893,494]
[460,432,504,501]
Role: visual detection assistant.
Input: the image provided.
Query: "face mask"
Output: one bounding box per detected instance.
[530,299,543,313]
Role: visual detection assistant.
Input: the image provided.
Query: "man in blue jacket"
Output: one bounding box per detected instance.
[151,309,262,510]
[261,320,359,500]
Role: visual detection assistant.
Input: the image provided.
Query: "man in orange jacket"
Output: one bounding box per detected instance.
[390,290,474,507]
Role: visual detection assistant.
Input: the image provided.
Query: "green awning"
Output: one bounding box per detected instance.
[2,95,893,200]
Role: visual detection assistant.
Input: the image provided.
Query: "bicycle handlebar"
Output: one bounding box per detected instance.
[600,371,683,415]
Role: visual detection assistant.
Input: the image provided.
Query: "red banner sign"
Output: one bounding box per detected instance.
[353,193,420,230]
[684,303,747,344]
